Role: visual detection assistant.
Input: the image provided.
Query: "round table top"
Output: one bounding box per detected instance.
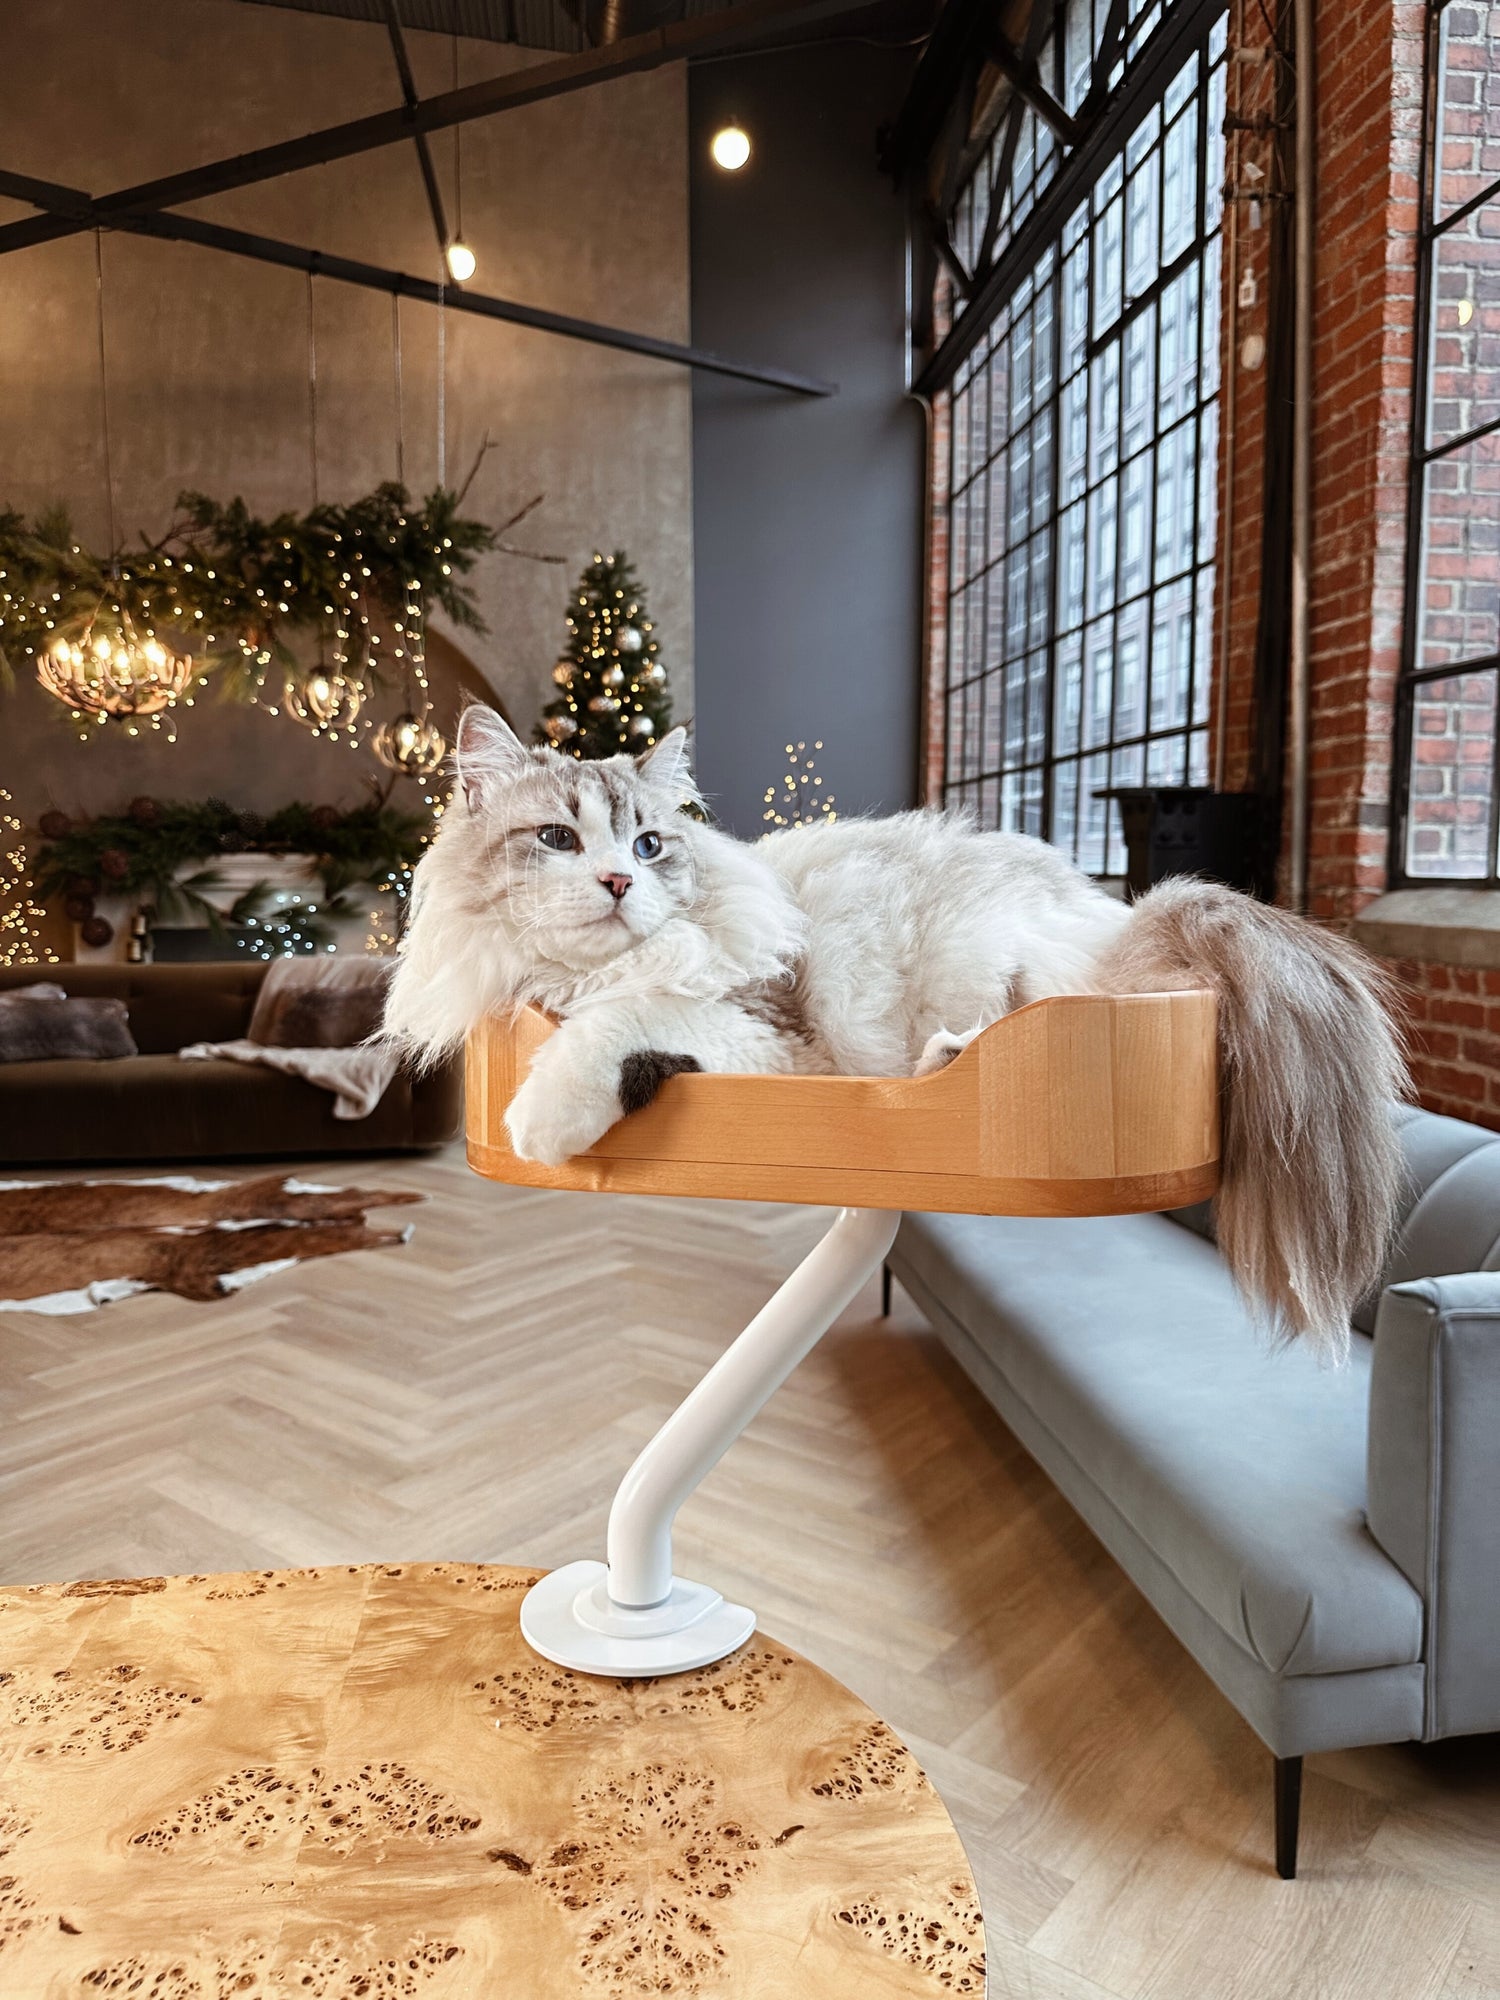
[0,1561,985,1998]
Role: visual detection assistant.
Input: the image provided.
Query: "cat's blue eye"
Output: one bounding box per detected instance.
[538,825,577,852]
[633,831,663,861]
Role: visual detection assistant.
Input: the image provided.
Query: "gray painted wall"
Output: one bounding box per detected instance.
[688,43,924,837]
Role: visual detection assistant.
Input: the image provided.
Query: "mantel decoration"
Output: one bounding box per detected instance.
[32,794,434,955]
[537,550,672,759]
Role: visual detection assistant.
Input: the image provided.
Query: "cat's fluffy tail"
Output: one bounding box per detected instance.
[1093,878,1408,1360]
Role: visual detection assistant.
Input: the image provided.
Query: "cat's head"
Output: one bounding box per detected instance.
[450,703,703,970]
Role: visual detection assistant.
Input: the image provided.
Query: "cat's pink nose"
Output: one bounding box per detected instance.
[599,872,633,901]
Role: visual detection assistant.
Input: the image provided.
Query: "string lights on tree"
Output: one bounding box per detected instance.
[537,551,672,759]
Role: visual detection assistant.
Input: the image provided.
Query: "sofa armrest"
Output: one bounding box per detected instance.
[1367,1274,1500,1740]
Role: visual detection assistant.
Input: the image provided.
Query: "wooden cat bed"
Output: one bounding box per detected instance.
[466,988,1221,1217]
[465,991,1222,1681]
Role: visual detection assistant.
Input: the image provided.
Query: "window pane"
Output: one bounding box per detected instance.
[1406,671,1497,878]
[1420,430,1500,670]
[1426,199,1500,452]
[1433,1,1500,225]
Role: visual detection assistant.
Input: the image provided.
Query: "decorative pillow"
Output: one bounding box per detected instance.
[0,996,138,1064]
[247,955,394,1050]
[0,982,67,1007]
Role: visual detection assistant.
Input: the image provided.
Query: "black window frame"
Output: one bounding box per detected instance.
[919,0,1229,873]
[1391,0,1500,889]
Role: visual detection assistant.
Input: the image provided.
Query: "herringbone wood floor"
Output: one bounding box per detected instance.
[3,1143,1498,1998]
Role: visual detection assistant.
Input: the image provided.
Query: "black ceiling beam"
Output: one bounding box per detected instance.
[380,0,455,267]
[987,30,1079,147]
[878,0,1002,181]
[0,167,835,396]
[913,0,1221,397]
[0,0,867,261]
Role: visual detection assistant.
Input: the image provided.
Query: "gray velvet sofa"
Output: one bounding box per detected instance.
[886,1102,1500,1878]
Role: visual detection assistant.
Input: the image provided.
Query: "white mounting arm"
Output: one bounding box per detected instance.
[520,1206,900,1677]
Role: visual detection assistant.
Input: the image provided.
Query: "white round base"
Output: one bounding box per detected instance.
[520,1561,756,1677]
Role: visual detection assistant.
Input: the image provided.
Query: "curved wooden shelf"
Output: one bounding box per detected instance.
[467,989,1221,1217]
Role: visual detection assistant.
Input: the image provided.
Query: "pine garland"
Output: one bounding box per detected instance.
[33,795,434,924]
[0,483,498,698]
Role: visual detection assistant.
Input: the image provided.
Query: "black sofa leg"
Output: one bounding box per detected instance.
[1274,1755,1303,1879]
[881,1264,893,1317]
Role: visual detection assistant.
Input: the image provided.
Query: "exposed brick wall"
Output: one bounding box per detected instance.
[1210,0,1500,1123]
[1389,957,1500,1123]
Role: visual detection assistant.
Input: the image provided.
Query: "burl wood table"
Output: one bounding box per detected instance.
[0,1562,984,1997]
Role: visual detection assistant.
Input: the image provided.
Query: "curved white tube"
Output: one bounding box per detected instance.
[604,1206,900,1609]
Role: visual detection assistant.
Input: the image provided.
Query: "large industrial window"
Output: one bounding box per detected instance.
[929,1,1227,874]
[1395,1,1500,883]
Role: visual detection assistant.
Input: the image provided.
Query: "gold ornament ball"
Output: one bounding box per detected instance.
[372,709,447,778]
[552,661,574,687]
[546,713,579,740]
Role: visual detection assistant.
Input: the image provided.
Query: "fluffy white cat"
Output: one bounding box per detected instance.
[385,705,1408,1355]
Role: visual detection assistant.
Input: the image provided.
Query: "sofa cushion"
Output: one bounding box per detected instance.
[0,963,264,1052]
[894,1209,1424,1679]
[0,1051,428,1161]
[1168,1105,1500,1336]
[0,994,137,1063]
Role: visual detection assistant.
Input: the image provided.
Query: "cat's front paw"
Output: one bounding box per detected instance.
[505,1077,618,1167]
[913,1026,979,1077]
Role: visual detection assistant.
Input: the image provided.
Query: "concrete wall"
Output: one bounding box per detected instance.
[0,0,691,830]
[688,42,924,836]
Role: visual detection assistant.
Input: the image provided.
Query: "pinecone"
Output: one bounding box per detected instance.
[98,847,131,881]
[127,796,161,828]
[65,873,99,898]
[237,812,268,846]
[309,805,343,832]
[38,810,72,841]
[64,892,95,923]
[80,914,114,949]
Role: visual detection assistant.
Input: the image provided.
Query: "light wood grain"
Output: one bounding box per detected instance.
[0,1149,1494,2000]
[0,1562,982,1997]
[466,990,1221,1215]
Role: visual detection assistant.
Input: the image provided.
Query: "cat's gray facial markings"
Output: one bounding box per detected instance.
[619,1050,702,1114]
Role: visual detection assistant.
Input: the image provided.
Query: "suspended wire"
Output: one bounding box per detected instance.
[306,269,320,509]
[392,292,406,488]
[452,32,464,248]
[437,277,447,489]
[93,228,119,557]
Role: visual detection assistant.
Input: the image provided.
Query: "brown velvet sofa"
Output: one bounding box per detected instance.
[0,963,460,1165]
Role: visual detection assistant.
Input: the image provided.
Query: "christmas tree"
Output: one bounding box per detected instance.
[537,551,672,759]
[0,789,58,967]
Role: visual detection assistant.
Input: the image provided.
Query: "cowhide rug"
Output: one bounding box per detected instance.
[0,1173,422,1314]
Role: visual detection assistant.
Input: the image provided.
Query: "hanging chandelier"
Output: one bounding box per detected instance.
[39,610,196,731]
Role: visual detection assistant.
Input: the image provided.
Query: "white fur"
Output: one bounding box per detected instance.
[384,708,1132,1165]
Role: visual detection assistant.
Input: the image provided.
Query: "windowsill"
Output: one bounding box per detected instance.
[1352,887,1500,970]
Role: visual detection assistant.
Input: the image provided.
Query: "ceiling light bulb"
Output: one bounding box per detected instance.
[711,124,751,172]
[446,239,476,282]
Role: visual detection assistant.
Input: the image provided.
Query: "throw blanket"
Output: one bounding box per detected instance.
[178,1038,398,1118]
[179,955,398,1118]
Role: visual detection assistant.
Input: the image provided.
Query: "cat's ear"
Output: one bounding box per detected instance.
[637,725,692,792]
[455,703,529,811]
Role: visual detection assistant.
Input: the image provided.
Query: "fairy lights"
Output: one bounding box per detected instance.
[0,788,58,967]
[763,741,836,828]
